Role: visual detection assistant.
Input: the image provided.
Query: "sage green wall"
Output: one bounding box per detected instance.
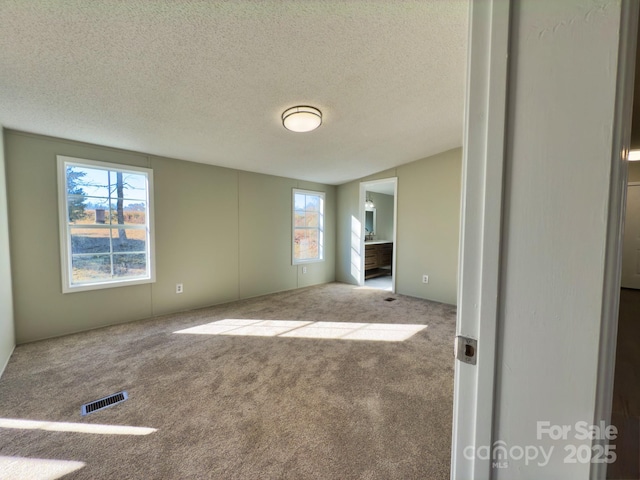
[396,148,461,304]
[336,149,461,305]
[150,155,240,315]
[239,172,297,298]
[0,127,15,375]
[5,130,335,343]
[336,181,361,285]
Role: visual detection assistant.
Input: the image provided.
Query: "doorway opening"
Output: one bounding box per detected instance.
[608,59,640,478]
[606,8,640,478]
[608,184,640,480]
[359,178,398,292]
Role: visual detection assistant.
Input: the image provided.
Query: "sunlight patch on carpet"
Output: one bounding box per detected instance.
[0,455,85,479]
[0,418,157,436]
[174,319,427,342]
[353,285,392,291]
[349,215,362,282]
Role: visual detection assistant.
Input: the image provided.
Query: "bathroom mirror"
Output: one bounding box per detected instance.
[365,208,376,238]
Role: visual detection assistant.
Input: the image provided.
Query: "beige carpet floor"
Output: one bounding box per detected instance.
[0,282,456,479]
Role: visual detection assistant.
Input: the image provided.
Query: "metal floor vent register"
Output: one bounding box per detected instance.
[81,391,128,416]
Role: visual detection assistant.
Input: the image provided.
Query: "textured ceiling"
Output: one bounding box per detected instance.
[0,1,468,185]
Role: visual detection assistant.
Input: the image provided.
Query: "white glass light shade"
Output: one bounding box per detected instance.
[282,106,322,133]
[629,149,640,161]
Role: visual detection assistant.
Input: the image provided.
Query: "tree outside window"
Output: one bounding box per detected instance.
[293,189,324,264]
[57,156,155,292]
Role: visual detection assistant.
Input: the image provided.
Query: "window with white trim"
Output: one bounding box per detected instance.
[292,189,324,264]
[57,156,155,292]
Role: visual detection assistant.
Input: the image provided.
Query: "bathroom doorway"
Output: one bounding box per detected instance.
[359,178,398,292]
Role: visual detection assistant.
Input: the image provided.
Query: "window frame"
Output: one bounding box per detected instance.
[57,155,156,293]
[292,188,325,265]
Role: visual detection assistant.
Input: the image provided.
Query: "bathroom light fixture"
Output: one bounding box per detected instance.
[282,106,322,132]
[365,194,375,210]
[629,149,640,161]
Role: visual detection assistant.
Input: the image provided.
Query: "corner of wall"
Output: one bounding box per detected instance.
[0,126,16,376]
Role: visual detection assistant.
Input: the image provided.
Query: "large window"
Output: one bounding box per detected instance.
[57,156,155,292]
[292,189,324,264]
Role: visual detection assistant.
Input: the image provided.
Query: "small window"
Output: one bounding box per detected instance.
[292,189,325,264]
[57,156,155,292]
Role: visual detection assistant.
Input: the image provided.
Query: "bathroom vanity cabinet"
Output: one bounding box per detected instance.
[364,241,393,279]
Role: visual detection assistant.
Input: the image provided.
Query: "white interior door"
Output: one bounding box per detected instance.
[621,183,640,288]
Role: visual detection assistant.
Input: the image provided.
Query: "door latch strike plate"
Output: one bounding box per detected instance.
[455,335,477,365]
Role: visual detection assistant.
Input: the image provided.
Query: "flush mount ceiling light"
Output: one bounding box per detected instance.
[282,106,322,133]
